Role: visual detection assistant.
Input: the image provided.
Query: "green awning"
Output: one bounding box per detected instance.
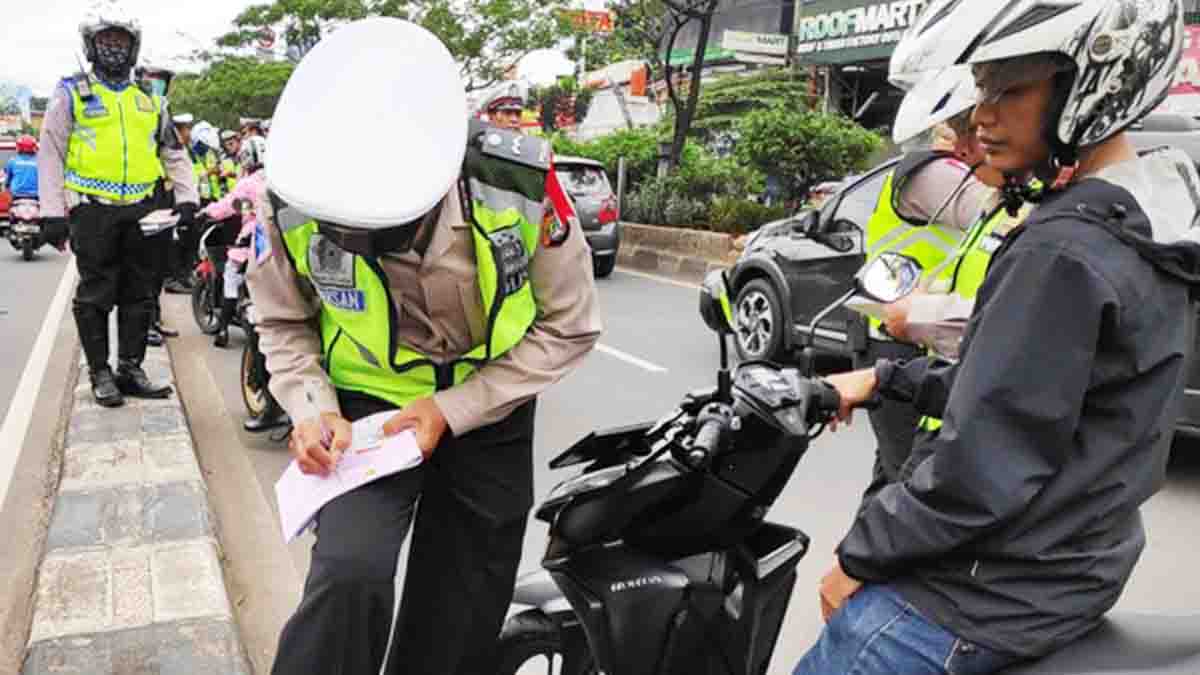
[667,44,736,67]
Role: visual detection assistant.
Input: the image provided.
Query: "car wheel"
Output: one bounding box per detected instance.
[734,279,786,362]
[593,254,616,279]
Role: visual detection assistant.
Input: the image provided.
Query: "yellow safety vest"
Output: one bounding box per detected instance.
[64,77,163,203]
[276,125,546,409]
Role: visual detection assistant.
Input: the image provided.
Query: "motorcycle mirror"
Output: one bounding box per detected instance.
[856,252,923,304]
[699,270,735,337]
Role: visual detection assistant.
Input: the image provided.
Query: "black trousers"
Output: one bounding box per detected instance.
[271,393,536,675]
[69,200,158,372]
[856,339,923,497]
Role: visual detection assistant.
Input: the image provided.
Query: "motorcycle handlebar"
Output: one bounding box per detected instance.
[692,417,726,458]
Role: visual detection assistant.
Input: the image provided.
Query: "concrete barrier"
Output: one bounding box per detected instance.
[616,222,737,284]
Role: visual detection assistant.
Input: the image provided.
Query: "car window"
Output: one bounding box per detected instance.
[556,165,611,197]
[827,169,889,231]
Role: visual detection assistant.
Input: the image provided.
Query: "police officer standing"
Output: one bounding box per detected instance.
[38,10,198,407]
[479,81,529,132]
[249,19,600,674]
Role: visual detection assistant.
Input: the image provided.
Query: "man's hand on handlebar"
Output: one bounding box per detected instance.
[823,368,879,430]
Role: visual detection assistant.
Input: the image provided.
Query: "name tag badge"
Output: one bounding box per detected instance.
[978,233,1004,254]
[319,287,366,312]
[308,234,356,288]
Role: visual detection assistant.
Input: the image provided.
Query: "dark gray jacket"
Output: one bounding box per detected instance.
[838,148,1200,658]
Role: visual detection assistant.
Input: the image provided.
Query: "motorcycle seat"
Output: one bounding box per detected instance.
[1000,612,1200,674]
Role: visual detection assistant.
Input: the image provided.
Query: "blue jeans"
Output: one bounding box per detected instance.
[793,585,1024,675]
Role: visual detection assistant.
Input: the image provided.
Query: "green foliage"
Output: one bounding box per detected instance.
[707,197,787,235]
[551,126,664,189]
[168,58,295,130]
[735,107,882,201]
[530,79,595,134]
[220,0,574,90]
[691,70,815,140]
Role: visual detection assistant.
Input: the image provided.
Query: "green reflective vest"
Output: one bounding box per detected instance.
[64,78,163,203]
[192,149,225,201]
[863,153,967,335]
[917,204,1009,433]
[276,126,546,410]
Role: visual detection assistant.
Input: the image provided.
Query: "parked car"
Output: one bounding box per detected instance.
[555,155,621,278]
[717,142,1200,441]
[0,138,15,225]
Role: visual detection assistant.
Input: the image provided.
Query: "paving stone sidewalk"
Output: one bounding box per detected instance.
[22,348,249,674]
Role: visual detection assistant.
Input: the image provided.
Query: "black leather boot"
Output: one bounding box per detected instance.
[243,408,291,432]
[115,359,173,399]
[90,367,125,408]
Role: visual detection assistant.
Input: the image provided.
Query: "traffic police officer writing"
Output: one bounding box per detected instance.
[38,9,198,407]
[247,19,601,674]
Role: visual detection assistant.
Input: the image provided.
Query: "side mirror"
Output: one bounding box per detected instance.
[857,252,922,303]
[699,270,735,336]
[790,210,819,234]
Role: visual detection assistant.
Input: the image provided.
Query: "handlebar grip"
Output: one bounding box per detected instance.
[692,418,725,457]
[855,393,883,411]
[814,381,842,416]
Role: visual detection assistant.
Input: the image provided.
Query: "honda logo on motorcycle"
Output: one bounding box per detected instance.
[609,575,664,593]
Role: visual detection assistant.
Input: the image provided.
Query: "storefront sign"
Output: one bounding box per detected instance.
[1159,25,1200,116]
[722,30,789,56]
[795,0,927,59]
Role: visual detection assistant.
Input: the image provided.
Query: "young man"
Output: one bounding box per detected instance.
[797,1,1200,673]
[249,19,600,674]
[4,135,39,200]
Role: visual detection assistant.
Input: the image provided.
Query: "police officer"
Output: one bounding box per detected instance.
[38,10,198,407]
[218,130,240,193]
[854,104,995,489]
[248,19,600,674]
[479,81,529,132]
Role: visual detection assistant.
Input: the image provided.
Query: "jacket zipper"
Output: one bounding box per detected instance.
[117,95,129,199]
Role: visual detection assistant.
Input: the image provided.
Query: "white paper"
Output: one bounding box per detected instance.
[845,295,886,321]
[138,209,181,235]
[274,411,424,542]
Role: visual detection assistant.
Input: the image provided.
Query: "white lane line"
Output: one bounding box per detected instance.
[615,267,702,291]
[596,343,668,373]
[0,262,77,510]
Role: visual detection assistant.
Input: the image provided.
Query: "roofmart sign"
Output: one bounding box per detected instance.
[795,0,927,63]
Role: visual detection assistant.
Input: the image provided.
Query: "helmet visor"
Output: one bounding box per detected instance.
[972,53,1074,104]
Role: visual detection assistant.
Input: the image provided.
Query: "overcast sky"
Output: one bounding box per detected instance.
[1,0,608,96]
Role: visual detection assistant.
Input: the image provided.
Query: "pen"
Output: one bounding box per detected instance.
[306,380,343,483]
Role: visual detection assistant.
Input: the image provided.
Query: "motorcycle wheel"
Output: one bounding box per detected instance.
[495,610,596,675]
[192,281,221,334]
[241,339,269,420]
[21,238,33,261]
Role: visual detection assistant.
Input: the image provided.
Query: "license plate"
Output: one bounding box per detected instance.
[12,225,39,234]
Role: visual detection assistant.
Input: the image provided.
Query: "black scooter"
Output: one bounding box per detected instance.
[498,253,1200,675]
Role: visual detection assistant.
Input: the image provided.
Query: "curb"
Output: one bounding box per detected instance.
[22,349,250,674]
[617,244,729,285]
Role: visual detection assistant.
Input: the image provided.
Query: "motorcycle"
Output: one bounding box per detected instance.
[7,198,44,261]
[497,252,1200,675]
[191,218,288,433]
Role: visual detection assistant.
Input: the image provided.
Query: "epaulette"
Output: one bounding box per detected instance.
[61,72,95,100]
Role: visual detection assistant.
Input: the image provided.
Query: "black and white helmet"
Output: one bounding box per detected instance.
[79,8,142,69]
[890,0,1184,152]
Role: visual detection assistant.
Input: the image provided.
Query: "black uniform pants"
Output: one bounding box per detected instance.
[69,200,158,372]
[271,393,536,675]
[856,339,923,497]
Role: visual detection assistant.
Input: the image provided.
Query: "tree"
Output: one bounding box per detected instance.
[529,78,595,134]
[691,70,816,141]
[734,107,883,201]
[168,58,295,130]
[219,0,574,91]
[611,0,721,169]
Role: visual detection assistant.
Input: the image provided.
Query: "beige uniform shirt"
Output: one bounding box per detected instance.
[247,183,603,436]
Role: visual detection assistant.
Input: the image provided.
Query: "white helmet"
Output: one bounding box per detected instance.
[890,0,1184,155]
[192,121,220,152]
[239,135,267,172]
[79,8,142,77]
[891,65,977,145]
[268,18,467,230]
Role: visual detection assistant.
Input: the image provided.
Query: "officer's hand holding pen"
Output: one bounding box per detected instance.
[291,413,352,476]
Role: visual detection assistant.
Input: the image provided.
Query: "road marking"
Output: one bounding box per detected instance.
[0,262,76,510]
[615,267,701,291]
[596,343,668,373]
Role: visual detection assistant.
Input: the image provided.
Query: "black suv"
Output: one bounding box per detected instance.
[722,141,1200,439]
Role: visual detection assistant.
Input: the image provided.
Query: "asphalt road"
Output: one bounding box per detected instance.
[0,246,70,425]
[169,267,1200,674]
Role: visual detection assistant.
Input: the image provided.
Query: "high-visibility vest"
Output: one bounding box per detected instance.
[863,151,967,336]
[275,125,546,409]
[63,77,163,203]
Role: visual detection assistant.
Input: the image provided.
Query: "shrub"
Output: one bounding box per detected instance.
[708,197,788,235]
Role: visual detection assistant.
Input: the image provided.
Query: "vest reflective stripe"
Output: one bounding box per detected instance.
[863,170,964,334]
[279,199,540,410]
[64,80,162,203]
[917,206,1009,433]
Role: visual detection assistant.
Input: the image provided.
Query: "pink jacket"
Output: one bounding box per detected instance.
[202,170,265,263]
